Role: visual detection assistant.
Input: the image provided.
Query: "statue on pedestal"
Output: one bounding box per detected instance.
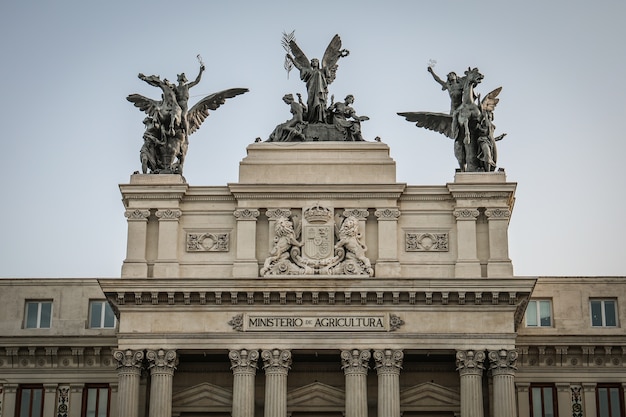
[398,66,507,172]
[127,60,248,174]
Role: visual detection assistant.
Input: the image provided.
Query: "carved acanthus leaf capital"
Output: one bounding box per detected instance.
[261,349,291,375]
[488,349,518,374]
[233,208,260,221]
[155,209,182,220]
[124,209,150,220]
[485,208,511,219]
[341,349,371,375]
[229,349,259,375]
[456,350,486,376]
[453,209,480,220]
[373,349,404,375]
[374,208,400,221]
[146,349,177,374]
[113,349,144,370]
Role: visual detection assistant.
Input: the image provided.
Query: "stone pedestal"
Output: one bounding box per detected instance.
[146,349,177,417]
[456,350,485,417]
[341,349,371,417]
[262,349,291,417]
[229,349,259,417]
[374,349,403,417]
[113,349,144,417]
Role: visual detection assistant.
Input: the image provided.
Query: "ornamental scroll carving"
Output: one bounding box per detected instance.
[124,209,150,220]
[374,208,400,220]
[453,209,479,220]
[229,349,259,375]
[155,209,182,220]
[488,349,518,376]
[186,232,229,252]
[373,349,404,375]
[260,204,374,277]
[261,349,292,375]
[485,208,511,219]
[233,209,260,221]
[146,349,177,374]
[406,232,449,252]
[456,350,485,376]
[341,349,371,376]
[113,349,144,369]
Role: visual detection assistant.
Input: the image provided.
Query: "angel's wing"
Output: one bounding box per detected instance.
[397,111,454,139]
[288,39,310,70]
[127,94,161,118]
[322,34,342,70]
[186,88,249,134]
[481,87,502,113]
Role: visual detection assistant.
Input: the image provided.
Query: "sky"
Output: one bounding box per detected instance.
[0,0,624,278]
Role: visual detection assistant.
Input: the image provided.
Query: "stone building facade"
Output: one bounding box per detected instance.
[1,142,624,417]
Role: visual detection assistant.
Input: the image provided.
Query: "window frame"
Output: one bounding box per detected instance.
[24,300,53,329]
[529,384,558,417]
[16,384,45,417]
[81,384,111,417]
[525,299,553,328]
[88,300,117,329]
[590,299,619,327]
[596,383,625,417]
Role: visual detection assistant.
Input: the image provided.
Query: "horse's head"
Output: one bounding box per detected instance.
[464,67,484,86]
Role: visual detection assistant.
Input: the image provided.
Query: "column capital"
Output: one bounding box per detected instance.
[113,349,144,374]
[125,209,150,220]
[146,349,177,376]
[234,208,260,221]
[374,208,400,221]
[373,349,404,376]
[343,208,370,221]
[341,349,371,376]
[262,349,291,376]
[484,208,511,219]
[155,209,182,220]
[453,208,479,221]
[456,349,485,376]
[488,349,518,376]
[229,349,259,376]
[265,209,292,220]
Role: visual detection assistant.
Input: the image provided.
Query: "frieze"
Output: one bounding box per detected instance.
[186,232,229,252]
[229,313,403,332]
[405,232,449,252]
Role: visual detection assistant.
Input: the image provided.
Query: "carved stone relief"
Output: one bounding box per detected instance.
[186,232,230,252]
[405,231,449,252]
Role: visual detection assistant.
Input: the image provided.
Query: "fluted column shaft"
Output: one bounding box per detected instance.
[147,349,177,417]
[341,349,371,417]
[262,349,291,417]
[488,349,517,417]
[113,349,144,417]
[230,349,259,417]
[457,350,485,417]
[374,349,403,417]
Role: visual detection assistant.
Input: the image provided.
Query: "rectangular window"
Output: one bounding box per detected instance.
[17,385,44,417]
[530,384,557,417]
[82,384,110,417]
[89,301,116,329]
[591,300,618,327]
[24,301,52,329]
[597,384,624,417]
[526,300,552,327]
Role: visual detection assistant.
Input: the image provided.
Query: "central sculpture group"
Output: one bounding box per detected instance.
[127,33,507,175]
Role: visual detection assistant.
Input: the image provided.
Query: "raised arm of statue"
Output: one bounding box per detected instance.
[187,65,205,89]
[428,67,447,90]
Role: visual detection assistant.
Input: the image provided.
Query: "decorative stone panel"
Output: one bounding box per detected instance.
[186,232,230,252]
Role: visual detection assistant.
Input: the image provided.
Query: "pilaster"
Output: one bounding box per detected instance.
[516,383,530,417]
[341,349,371,417]
[374,208,401,277]
[233,209,260,277]
[555,383,571,417]
[456,350,485,417]
[453,209,481,277]
[262,349,291,417]
[484,208,513,276]
[488,349,517,417]
[122,209,150,277]
[1,384,18,417]
[43,384,57,417]
[153,209,182,277]
[146,349,177,417]
[373,349,403,417]
[582,383,597,417]
[68,384,84,417]
[113,349,144,417]
[229,349,259,417]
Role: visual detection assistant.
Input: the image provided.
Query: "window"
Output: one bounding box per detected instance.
[590,300,618,327]
[24,301,52,329]
[82,384,110,417]
[89,301,116,329]
[596,384,624,417]
[17,385,44,417]
[526,300,552,327]
[530,384,557,417]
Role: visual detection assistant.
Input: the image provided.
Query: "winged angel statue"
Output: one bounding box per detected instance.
[398,67,506,172]
[127,63,248,174]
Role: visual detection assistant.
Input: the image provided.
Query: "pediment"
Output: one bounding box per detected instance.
[288,382,345,410]
[401,382,460,410]
[172,382,232,410]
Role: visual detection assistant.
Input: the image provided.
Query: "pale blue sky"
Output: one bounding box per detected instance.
[0,0,624,278]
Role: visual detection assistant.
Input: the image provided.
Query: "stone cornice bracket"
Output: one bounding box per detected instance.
[374,208,400,221]
[484,208,511,220]
[229,349,259,376]
[373,349,404,375]
[488,349,518,376]
[146,349,177,375]
[233,208,260,221]
[343,208,370,221]
[341,349,371,376]
[265,208,292,220]
[124,209,150,221]
[261,349,292,375]
[456,350,486,376]
[155,209,182,220]
[453,209,479,221]
[113,349,144,372]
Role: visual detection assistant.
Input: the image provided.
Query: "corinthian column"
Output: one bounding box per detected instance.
[341,349,371,417]
[488,349,517,417]
[113,349,144,417]
[146,349,177,417]
[456,350,485,417]
[373,349,403,417]
[262,349,291,417]
[229,349,259,417]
